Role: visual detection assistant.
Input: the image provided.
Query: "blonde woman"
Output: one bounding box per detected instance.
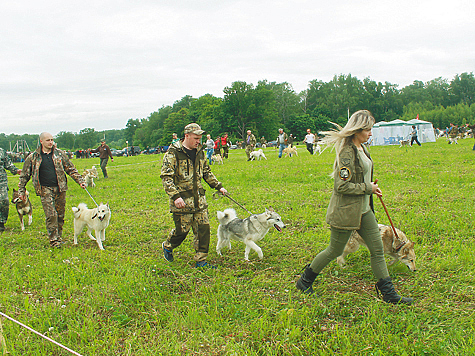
[296,110,413,305]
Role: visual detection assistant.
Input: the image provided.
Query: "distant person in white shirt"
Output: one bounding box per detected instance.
[304,129,315,154]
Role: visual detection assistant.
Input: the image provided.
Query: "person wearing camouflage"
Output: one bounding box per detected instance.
[160,123,227,268]
[245,130,256,161]
[18,132,86,248]
[0,148,22,233]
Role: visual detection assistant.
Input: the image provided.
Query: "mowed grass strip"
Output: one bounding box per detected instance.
[1,139,474,355]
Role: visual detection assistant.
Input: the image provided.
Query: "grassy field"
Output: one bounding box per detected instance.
[1,138,474,355]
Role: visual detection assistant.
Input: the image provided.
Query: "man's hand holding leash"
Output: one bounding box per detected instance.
[175,187,227,209]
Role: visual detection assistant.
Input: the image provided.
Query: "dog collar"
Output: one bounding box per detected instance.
[394,241,406,253]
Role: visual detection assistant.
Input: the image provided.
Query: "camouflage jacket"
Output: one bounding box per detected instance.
[245,134,256,147]
[19,146,84,197]
[0,148,21,190]
[161,140,223,213]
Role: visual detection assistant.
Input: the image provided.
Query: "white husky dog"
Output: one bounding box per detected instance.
[249,149,267,161]
[72,203,111,250]
[216,208,285,260]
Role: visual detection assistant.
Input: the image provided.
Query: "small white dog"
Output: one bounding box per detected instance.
[313,143,326,155]
[72,203,111,250]
[249,149,267,161]
[216,208,285,260]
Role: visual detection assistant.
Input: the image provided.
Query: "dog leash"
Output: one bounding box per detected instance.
[374,179,406,252]
[213,191,253,215]
[84,187,99,207]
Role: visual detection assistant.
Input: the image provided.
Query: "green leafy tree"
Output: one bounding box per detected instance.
[55,131,76,149]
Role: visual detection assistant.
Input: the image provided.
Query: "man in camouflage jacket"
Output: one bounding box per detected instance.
[18,132,86,247]
[0,148,22,233]
[161,123,227,267]
[245,130,257,161]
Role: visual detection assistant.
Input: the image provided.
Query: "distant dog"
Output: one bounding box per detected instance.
[250,149,267,161]
[11,189,33,231]
[83,166,98,177]
[212,154,224,165]
[336,224,416,272]
[283,146,298,157]
[313,143,327,155]
[84,172,97,187]
[261,144,267,149]
[399,139,411,147]
[216,208,285,261]
[72,203,111,250]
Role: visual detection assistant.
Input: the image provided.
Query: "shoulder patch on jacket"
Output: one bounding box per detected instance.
[339,167,351,181]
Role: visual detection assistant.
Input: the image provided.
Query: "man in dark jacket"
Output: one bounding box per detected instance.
[91,140,114,178]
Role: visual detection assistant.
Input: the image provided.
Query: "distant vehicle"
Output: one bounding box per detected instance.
[111,149,123,157]
[229,145,238,149]
[125,146,141,156]
[267,140,278,147]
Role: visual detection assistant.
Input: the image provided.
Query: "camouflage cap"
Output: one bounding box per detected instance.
[184,123,206,135]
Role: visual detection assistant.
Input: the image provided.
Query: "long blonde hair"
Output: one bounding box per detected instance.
[320,110,375,174]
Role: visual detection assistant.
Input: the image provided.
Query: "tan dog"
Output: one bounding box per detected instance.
[83,166,98,177]
[337,224,416,272]
[399,140,410,147]
[283,146,298,157]
[84,172,97,187]
[212,154,224,165]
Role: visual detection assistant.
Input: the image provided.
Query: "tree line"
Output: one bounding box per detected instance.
[2,72,475,151]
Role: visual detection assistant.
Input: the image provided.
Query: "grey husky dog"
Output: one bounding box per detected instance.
[216,208,285,261]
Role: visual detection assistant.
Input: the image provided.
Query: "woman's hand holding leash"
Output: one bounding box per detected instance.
[373,179,399,239]
[372,179,382,197]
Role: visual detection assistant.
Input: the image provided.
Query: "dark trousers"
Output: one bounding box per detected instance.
[306,143,314,155]
[100,158,109,177]
[410,137,421,146]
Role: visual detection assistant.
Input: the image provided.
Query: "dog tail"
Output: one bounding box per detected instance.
[72,203,88,218]
[217,208,237,224]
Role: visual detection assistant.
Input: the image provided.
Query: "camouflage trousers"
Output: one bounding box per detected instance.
[0,185,9,224]
[100,158,109,178]
[40,186,66,246]
[245,145,254,159]
[163,209,210,262]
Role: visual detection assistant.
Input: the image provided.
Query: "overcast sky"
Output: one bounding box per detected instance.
[1,0,474,136]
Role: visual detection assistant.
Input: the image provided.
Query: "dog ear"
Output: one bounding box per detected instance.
[268,206,275,212]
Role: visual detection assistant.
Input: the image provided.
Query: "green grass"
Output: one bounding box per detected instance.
[1,139,474,355]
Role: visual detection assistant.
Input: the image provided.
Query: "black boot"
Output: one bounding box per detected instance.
[296,264,319,295]
[0,222,4,234]
[376,276,413,305]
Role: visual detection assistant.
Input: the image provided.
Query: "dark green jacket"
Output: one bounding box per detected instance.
[326,142,374,230]
[161,140,222,213]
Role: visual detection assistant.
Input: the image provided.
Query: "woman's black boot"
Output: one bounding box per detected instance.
[376,276,413,305]
[296,264,319,295]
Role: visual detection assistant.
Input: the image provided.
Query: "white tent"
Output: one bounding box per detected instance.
[371,119,436,146]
